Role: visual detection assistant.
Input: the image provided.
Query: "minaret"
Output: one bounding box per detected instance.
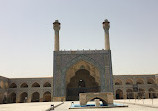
[103,19,110,50]
[53,20,60,51]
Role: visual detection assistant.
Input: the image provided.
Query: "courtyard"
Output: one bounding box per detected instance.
[0,99,157,111]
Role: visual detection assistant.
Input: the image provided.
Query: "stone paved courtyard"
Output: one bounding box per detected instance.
[0,99,158,111]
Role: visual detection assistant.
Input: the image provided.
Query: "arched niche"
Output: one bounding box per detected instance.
[9,83,17,88]
[43,91,51,102]
[20,83,28,88]
[65,60,101,101]
[20,92,28,103]
[32,82,40,87]
[136,79,144,84]
[9,92,16,103]
[115,79,122,85]
[126,89,134,99]
[148,88,157,98]
[43,82,51,87]
[126,79,133,85]
[31,92,40,102]
[116,89,123,99]
[66,60,100,86]
[147,78,155,84]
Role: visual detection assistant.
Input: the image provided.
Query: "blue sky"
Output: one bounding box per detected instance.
[0,0,158,78]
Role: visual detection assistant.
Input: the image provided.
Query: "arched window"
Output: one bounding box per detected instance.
[126,79,133,85]
[9,83,17,88]
[20,83,28,88]
[136,79,144,84]
[32,82,40,87]
[115,79,122,85]
[147,78,155,84]
[43,82,51,87]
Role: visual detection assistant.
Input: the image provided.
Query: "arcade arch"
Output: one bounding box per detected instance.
[20,92,28,103]
[148,88,157,98]
[31,92,40,102]
[126,89,134,99]
[116,89,123,99]
[138,88,145,99]
[9,92,16,103]
[43,91,51,102]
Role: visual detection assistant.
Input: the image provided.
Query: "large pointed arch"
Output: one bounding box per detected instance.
[65,59,101,101]
[65,60,101,86]
[62,55,104,78]
[9,92,16,103]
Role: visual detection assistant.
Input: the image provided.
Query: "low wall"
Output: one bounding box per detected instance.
[79,92,113,106]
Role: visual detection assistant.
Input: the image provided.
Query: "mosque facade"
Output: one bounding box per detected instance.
[0,20,158,104]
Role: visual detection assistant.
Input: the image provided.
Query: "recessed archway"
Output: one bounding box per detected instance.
[148,88,157,98]
[20,83,28,88]
[31,92,40,102]
[43,91,51,102]
[66,60,101,101]
[43,82,51,87]
[138,88,145,99]
[9,83,17,88]
[115,79,122,85]
[9,92,16,103]
[136,79,144,84]
[126,79,133,85]
[20,92,28,103]
[147,78,155,84]
[32,82,40,87]
[116,89,123,99]
[126,89,134,99]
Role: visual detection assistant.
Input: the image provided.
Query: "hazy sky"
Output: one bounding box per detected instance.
[0,0,158,78]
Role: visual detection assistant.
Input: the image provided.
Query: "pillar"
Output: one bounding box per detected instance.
[145,90,149,99]
[16,92,20,103]
[53,20,60,51]
[27,92,31,103]
[103,19,110,50]
[123,90,127,99]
